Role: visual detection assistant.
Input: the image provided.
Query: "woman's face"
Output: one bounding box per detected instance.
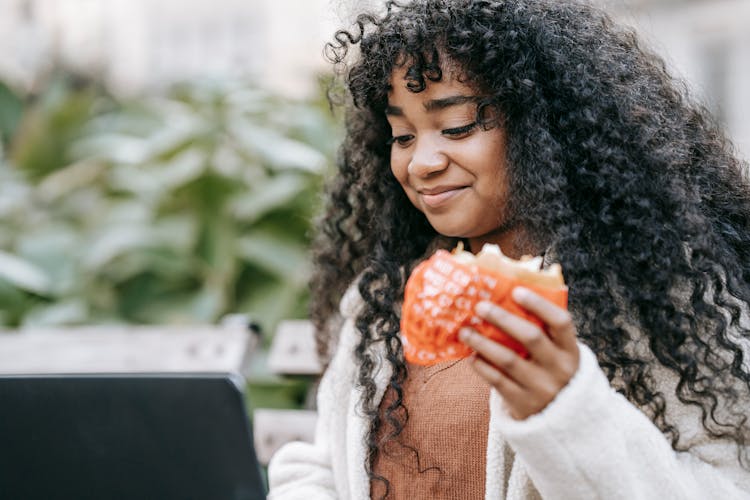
[387,65,519,255]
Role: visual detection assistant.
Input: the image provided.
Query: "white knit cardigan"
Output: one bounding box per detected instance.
[268,284,750,499]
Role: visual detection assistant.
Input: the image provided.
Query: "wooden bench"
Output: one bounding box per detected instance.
[0,324,256,374]
[253,319,322,465]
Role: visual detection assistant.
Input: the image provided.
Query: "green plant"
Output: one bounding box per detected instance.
[0,81,23,148]
[0,74,340,335]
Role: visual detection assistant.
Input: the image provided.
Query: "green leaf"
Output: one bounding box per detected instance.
[16,225,80,295]
[237,232,310,285]
[0,250,53,295]
[21,299,89,327]
[196,213,238,283]
[71,133,152,164]
[230,174,309,222]
[0,81,23,146]
[83,217,196,279]
[229,118,326,173]
[109,148,206,196]
[11,81,102,179]
[36,159,106,202]
[152,215,198,253]
[224,88,273,114]
[188,286,225,322]
[83,225,156,271]
[0,171,32,217]
[83,106,163,137]
[0,277,32,325]
[104,250,196,284]
[236,278,303,336]
[122,287,220,324]
[101,200,153,225]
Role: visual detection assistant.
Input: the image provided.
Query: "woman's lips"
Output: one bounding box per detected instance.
[419,187,468,208]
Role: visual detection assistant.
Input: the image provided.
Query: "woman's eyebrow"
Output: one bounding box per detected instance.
[385,95,477,116]
[423,95,477,111]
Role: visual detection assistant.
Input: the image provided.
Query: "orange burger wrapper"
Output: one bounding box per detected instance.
[401,249,568,366]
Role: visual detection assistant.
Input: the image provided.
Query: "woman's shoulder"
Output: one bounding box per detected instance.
[320,277,365,368]
[340,278,365,319]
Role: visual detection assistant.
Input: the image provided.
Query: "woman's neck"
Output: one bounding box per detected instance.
[468,226,539,259]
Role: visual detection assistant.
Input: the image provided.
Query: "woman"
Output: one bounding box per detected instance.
[269,0,750,498]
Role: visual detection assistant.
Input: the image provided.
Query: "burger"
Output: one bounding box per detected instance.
[400,243,568,366]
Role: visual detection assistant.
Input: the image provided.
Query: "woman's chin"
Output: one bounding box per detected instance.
[425,220,472,239]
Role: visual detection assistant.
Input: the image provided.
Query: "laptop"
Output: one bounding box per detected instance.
[0,373,267,500]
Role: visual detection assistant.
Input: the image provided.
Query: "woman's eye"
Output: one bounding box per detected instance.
[387,134,415,147]
[442,122,477,138]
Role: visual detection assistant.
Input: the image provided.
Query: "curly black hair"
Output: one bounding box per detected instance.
[310,0,750,496]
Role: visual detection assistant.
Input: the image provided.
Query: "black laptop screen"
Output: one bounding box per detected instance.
[0,373,266,500]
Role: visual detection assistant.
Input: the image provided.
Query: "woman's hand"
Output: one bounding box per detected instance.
[458,287,580,420]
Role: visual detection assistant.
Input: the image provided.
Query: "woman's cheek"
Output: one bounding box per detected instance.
[390,151,408,181]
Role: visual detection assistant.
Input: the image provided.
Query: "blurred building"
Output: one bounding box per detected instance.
[0,0,747,156]
[0,0,340,97]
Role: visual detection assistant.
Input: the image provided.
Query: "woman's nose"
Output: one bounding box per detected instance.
[407,138,449,177]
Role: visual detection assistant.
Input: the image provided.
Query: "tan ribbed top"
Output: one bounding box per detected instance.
[370,357,491,500]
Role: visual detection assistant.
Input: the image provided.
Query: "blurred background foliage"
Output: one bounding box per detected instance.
[0,69,340,337]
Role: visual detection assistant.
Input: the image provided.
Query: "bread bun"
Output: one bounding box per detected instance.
[401,243,567,366]
[454,243,565,288]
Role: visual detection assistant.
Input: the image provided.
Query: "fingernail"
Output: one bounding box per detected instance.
[458,328,472,342]
[512,287,529,301]
[476,301,492,316]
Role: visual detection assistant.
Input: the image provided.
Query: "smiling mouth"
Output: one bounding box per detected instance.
[419,187,468,208]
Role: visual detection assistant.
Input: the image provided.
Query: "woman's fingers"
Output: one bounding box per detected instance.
[470,354,524,394]
[459,288,581,420]
[458,328,544,389]
[471,289,580,392]
[469,355,527,419]
[510,287,578,353]
[465,346,562,419]
[474,300,557,366]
